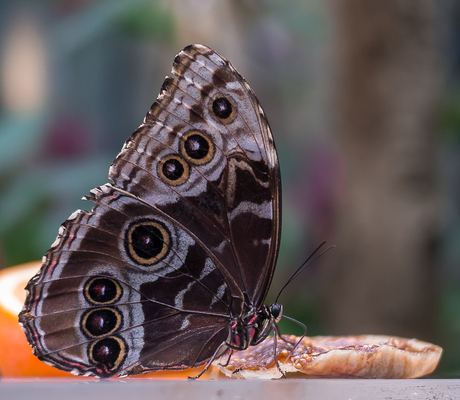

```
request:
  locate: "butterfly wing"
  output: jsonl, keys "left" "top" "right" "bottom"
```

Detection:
{"left": 21, "top": 185, "right": 231, "bottom": 377}
{"left": 19, "top": 44, "right": 281, "bottom": 377}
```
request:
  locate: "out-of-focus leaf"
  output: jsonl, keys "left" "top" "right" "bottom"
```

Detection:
{"left": 438, "top": 93, "right": 460, "bottom": 140}
{"left": 0, "top": 111, "right": 49, "bottom": 177}
{"left": 0, "top": 197, "right": 50, "bottom": 267}
{"left": 116, "top": 3, "right": 175, "bottom": 40}
{"left": 52, "top": 0, "right": 151, "bottom": 55}
{"left": 0, "top": 156, "right": 112, "bottom": 235}
{"left": 438, "top": 288, "right": 460, "bottom": 374}
{"left": 0, "top": 155, "right": 112, "bottom": 266}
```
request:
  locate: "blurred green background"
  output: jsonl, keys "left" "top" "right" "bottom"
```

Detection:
{"left": 0, "top": 0, "right": 459, "bottom": 377}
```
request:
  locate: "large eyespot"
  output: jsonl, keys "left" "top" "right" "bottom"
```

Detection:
{"left": 180, "top": 131, "right": 215, "bottom": 165}
{"left": 126, "top": 219, "right": 170, "bottom": 266}
{"left": 81, "top": 307, "right": 122, "bottom": 338}
{"left": 84, "top": 277, "right": 123, "bottom": 305}
{"left": 210, "top": 94, "right": 237, "bottom": 123}
{"left": 89, "top": 336, "right": 127, "bottom": 374}
{"left": 158, "top": 155, "right": 189, "bottom": 185}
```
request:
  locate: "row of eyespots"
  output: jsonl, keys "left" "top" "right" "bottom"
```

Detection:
{"left": 80, "top": 217, "right": 172, "bottom": 374}
{"left": 157, "top": 94, "right": 236, "bottom": 186}
{"left": 83, "top": 277, "right": 126, "bottom": 375}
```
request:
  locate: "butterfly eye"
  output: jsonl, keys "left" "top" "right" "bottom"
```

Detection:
{"left": 270, "top": 303, "right": 282, "bottom": 321}
{"left": 89, "top": 336, "right": 127, "bottom": 375}
{"left": 180, "top": 131, "right": 214, "bottom": 165}
{"left": 126, "top": 220, "right": 170, "bottom": 266}
{"left": 158, "top": 155, "right": 190, "bottom": 185}
{"left": 84, "top": 277, "right": 122, "bottom": 305}
{"left": 210, "top": 95, "right": 237, "bottom": 123}
{"left": 81, "top": 307, "right": 122, "bottom": 338}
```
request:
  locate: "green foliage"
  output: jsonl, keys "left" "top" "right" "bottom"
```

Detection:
{"left": 438, "top": 288, "right": 460, "bottom": 376}
{"left": 438, "top": 90, "right": 460, "bottom": 141}
{"left": 1, "top": 198, "right": 51, "bottom": 267}
{"left": 115, "top": 3, "right": 175, "bottom": 40}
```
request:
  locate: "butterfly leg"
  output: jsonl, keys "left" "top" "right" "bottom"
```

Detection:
{"left": 217, "top": 349, "right": 233, "bottom": 367}
{"left": 272, "top": 324, "right": 287, "bottom": 378}
{"left": 188, "top": 341, "right": 229, "bottom": 380}
{"left": 274, "top": 322, "right": 295, "bottom": 345}
{"left": 281, "top": 315, "right": 308, "bottom": 358}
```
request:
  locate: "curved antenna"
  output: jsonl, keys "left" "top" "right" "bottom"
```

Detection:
{"left": 275, "top": 242, "right": 335, "bottom": 304}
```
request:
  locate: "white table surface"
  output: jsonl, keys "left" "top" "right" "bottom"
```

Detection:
{"left": 1, "top": 379, "right": 459, "bottom": 400}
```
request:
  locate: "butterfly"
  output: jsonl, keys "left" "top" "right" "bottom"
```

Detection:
{"left": 19, "top": 44, "right": 285, "bottom": 378}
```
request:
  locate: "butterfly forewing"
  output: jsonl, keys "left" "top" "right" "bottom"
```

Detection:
{"left": 19, "top": 44, "right": 281, "bottom": 377}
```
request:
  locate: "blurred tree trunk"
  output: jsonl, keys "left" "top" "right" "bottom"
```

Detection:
{"left": 323, "top": 1, "right": 443, "bottom": 340}
{"left": 170, "top": 0, "right": 248, "bottom": 71}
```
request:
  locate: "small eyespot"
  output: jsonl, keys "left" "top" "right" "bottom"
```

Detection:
{"left": 180, "top": 131, "right": 214, "bottom": 165}
{"left": 81, "top": 307, "right": 122, "bottom": 338}
{"left": 210, "top": 95, "right": 237, "bottom": 123}
{"left": 212, "top": 97, "right": 232, "bottom": 118}
{"left": 84, "top": 277, "right": 123, "bottom": 305}
{"left": 158, "top": 155, "right": 189, "bottom": 186}
{"left": 126, "top": 219, "right": 170, "bottom": 266}
{"left": 89, "top": 336, "right": 127, "bottom": 374}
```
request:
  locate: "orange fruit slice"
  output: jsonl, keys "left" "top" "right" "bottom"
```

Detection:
{"left": 0, "top": 261, "right": 210, "bottom": 379}
{"left": 0, "top": 261, "right": 76, "bottom": 377}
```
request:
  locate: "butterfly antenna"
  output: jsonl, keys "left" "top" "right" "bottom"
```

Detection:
{"left": 274, "top": 242, "right": 335, "bottom": 304}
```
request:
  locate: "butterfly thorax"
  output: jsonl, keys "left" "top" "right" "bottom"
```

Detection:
{"left": 226, "top": 303, "right": 282, "bottom": 350}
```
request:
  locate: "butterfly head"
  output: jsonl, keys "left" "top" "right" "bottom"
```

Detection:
{"left": 269, "top": 303, "right": 283, "bottom": 323}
